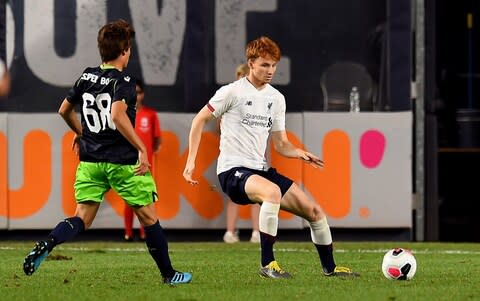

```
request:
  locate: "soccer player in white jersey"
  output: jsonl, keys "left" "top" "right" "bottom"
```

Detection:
{"left": 183, "top": 36, "right": 359, "bottom": 278}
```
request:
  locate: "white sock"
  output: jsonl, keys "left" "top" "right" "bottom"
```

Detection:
{"left": 309, "top": 218, "right": 333, "bottom": 245}
{"left": 259, "top": 202, "right": 280, "bottom": 236}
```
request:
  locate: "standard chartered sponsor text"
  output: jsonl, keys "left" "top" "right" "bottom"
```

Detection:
{"left": 242, "top": 113, "right": 270, "bottom": 127}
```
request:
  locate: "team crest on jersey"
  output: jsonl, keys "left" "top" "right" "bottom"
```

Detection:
{"left": 139, "top": 117, "right": 150, "bottom": 132}
{"left": 124, "top": 76, "right": 131, "bottom": 82}
{"left": 267, "top": 102, "right": 273, "bottom": 110}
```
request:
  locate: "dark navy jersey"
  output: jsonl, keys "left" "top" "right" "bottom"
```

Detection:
{"left": 66, "top": 64, "right": 138, "bottom": 164}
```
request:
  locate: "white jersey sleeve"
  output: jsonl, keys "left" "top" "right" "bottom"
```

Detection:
{"left": 207, "top": 83, "right": 236, "bottom": 118}
{"left": 271, "top": 93, "right": 286, "bottom": 132}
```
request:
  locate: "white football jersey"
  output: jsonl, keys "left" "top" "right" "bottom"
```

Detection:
{"left": 207, "top": 77, "right": 286, "bottom": 174}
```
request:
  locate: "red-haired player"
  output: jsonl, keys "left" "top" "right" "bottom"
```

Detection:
{"left": 183, "top": 36, "right": 358, "bottom": 279}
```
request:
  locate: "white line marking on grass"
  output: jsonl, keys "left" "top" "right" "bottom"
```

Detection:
{"left": 58, "top": 247, "right": 148, "bottom": 252}
{"left": 277, "top": 248, "right": 480, "bottom": 255}
{"left": 3, "top": 246, "right": 480, "bottom": 255}
{"left": 0, "top": 246, "right": 147, "bottom": 252}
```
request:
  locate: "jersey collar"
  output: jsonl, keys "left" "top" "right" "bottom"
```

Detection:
{"left": 244, "top": 76, "right": 269, "bottom": 92}
{"left": 100, "top": 63, "right": 116, "bottom": 70}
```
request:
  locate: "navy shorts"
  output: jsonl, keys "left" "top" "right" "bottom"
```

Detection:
{"left": 218, "top": 167, "right": 294, "bottom": 205}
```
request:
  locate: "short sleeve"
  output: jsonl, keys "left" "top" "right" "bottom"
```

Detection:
{"left": 270, "top": 94, "right": 286, "bottom": 132}
{"left": 207, "top": 83, "right": 235, "bottom": 118}
{"left": 65, "top": 76, "right": 84, "bottom": 105}
{"left": 113, "top": 75, "right": 135, "bottom": 104}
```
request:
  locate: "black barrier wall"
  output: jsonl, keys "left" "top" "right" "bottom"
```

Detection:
{"left": 0, "top": 0, "right": 411, "bottom": 113}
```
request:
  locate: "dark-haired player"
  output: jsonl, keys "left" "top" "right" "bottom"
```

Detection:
{"left": 23, "top": 19, "right": 191, "bottom": 285}
{"left": 183, "top": 36, "right": 358, "bottom": 278}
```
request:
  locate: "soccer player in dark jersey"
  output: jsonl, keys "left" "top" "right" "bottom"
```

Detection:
{"left": 22, "top": 19, "right": 191, "bottom": 285}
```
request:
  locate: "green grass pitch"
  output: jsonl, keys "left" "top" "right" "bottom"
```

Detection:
{"left": 1, "top": 241, "right": 479, "bottom": 301}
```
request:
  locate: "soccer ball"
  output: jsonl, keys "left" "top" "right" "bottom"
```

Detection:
{"left": 381, "top": 248, "right": 417, "bottom": 280}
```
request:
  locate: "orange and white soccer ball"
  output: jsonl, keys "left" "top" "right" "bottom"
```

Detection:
{"left": 381, "top": 248, "right": 417, "bottom": 280}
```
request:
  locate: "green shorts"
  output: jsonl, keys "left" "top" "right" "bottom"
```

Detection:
{"left": 74, "top": 161, "right": 157, "bottom": 207}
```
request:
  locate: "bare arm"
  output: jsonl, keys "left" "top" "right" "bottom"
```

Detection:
{"left": 58, "top": 99, "right": 82, "bottom": 135}
{"left": 271, "top": 130, "right": 324, "bottom": 168}
{"left": 183, "top": 105, "right": 216, "bottom": 184}
{"left": 111, "top": 100, "right": 149, "bottom": 175}
{"left": 58, "top": 98, "right": 83, "bottom": 154}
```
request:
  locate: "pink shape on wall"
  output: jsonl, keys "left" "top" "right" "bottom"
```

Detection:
{"left": 359, "top": 130, "right": 386, "bottom": 168}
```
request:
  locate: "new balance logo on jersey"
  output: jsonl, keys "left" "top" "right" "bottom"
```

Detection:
{"left": 245, "top": 100, "right": 252, "bottom": 106}
{"left": 234, "top": 171, "right": 243, "bottom": 178}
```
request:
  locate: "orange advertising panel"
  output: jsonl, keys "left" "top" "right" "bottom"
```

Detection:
{"left": 2, "top": 112, "right": 412, "bottom": 229}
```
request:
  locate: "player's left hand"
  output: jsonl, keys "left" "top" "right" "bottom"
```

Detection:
{"left": 299, "top": 150, "right": 324, "bottom": 168}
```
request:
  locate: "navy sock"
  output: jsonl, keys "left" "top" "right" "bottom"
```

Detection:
{"left": 260, "top": 232, "right": 276, "bottom": 266}
{"left": 144, "top": 221, "right": 174, "bottom": 278}
{"left": 314, "top": 243, "right": 336, "bottom": 273}
{"left": 47, "top": 216, "right": 85, "bottom": 252}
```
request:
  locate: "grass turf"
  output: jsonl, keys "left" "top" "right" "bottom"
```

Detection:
{"left": 1, "top": 241, "right": 479, "bottom": 301}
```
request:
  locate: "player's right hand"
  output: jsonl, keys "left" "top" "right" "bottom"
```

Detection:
{"left": 72, "top": 134, "right": 81, "bottom": 156}
{"left": 298, "top": 149, "right": 324, "bottom": 168}
{"left": 135, "top": 151, "right": 151, "bottom": 176}
{"left": 183, "top": 162, "right": 198, "bottom": 185}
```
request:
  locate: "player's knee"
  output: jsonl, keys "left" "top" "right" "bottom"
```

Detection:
{"left": 306, "top": 205, "right": 325, "bottom": 222}
{"left": 263, "top": 185, "right": 282, "bottom": 203}
{"left": 138, "top": 214, "right": 157, "bottom": 227}
{"left": 133, "top": 204, "right": 158, "bottom": 226}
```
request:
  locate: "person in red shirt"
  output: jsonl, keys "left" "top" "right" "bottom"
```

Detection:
{"left": 123, "top": 78, "right": 162, "bottom": 241}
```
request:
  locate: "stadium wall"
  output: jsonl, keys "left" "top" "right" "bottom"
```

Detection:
{"left": 0, "top": 1, "right": 414, "bottom": 232}
{"left": 0, "top": 112, "right": 412, "bottom": 230}
{"left": 0, "top": 0, "right": 400, "bottom": 113}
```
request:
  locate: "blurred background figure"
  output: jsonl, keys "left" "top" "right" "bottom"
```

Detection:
{"left": 234, "top": 63, "right": 249, "bottom": 81}
{"left": 123, "top": 78, "right": 162, "bottom": 241}
{"left": 0, "top": 59, "right": 11, "bottom": 97}
{"left": 222, "top": 63, "right": 260, "bottom": 244}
